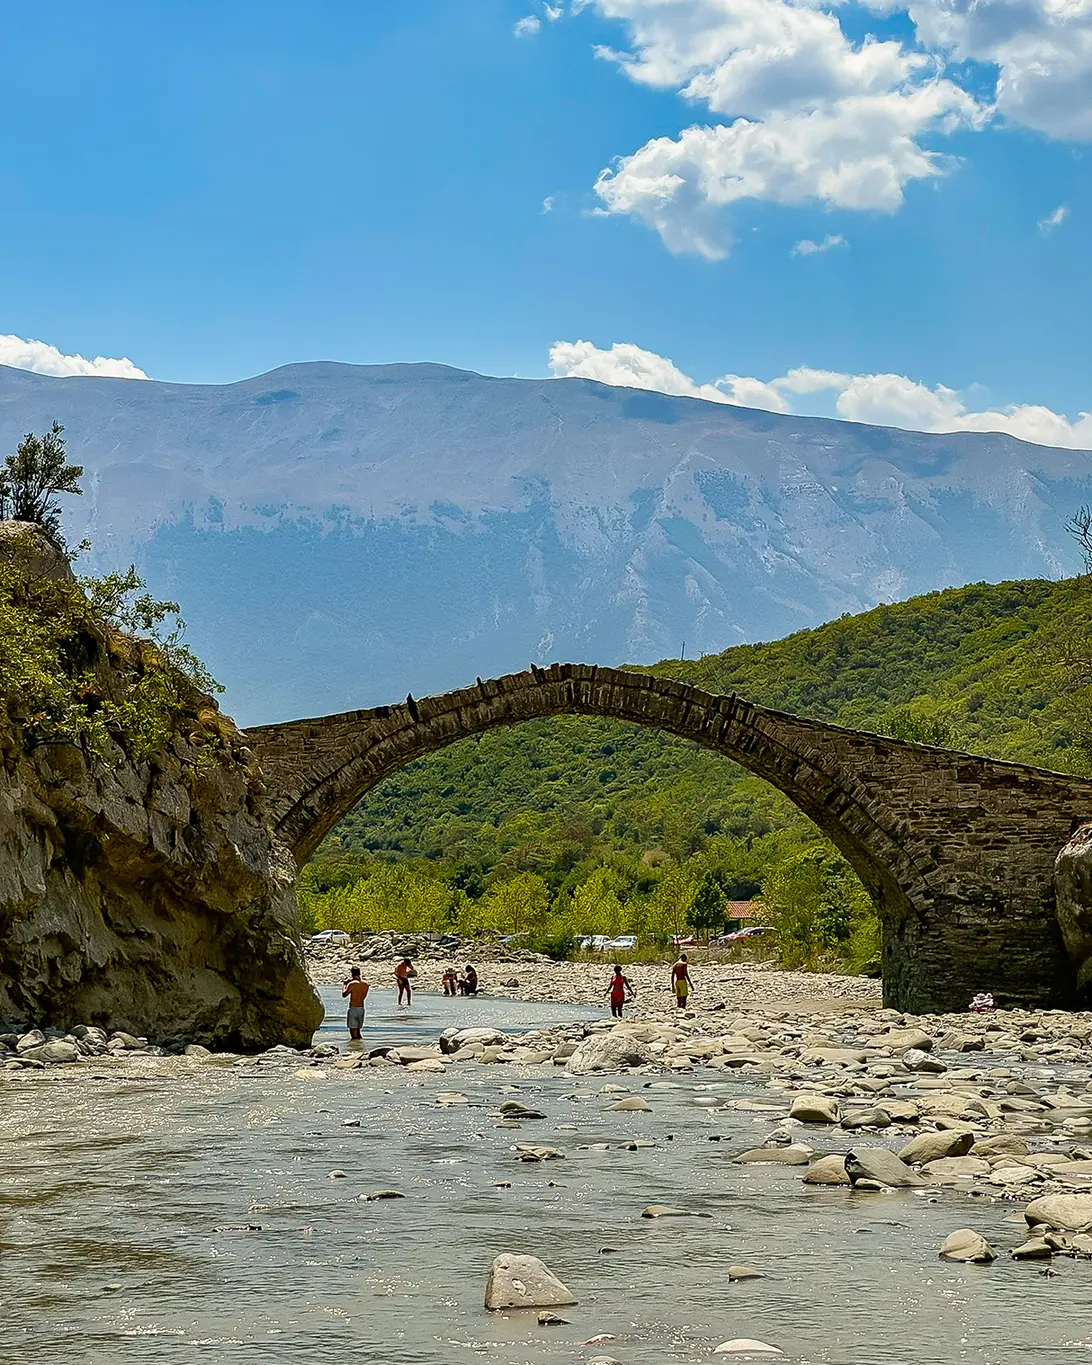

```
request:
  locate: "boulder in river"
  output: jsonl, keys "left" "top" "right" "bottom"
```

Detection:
{"left": 1024, "top": 1194, "right": 1092, "bottom": 1231}
{"left": 803, "top": 1154, "right": 852, "bottom": 1185}
{"left": 484, "top": 1253, "right": 576, "bottom": 1310}
{"left": 789, "top": 1093, "right": 840, "bottom": 1124}
{"left": 845, "top": 1147, "right": 925, "bottom": 1188}
{"left": 567, "top": 1032, "right": 654, "bottom": 1073}
{"left": 899, "top": 1130, "right": 974, "bottom": 1165}
{"left": 713, "top": 1341, "right": 784, "bottom": 1356}
{"left": 939, "top": 1229, "right": 996, "bottom": 1263}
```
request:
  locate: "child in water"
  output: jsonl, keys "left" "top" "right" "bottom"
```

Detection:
{"left": 606, "top": 964, "right": 635, "bottom": 1018}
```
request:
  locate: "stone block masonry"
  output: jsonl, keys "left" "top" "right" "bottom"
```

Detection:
{"left": 246, "top": 665, "right": 1092, "bottom": 1014}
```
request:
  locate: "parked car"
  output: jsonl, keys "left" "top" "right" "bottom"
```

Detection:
{"left": 670, "top": 934, "right": 697, "bottom": 947}
{"left": 588, "top": 935, "right": 613, "bottom": 951}
{"left": 309, "top": 929, "right": 350, "bottom": 944}
{"left": 606, "top": 934, "right": 637, "bottom": 950}
{"left": 720, "top": 925, "right": 773, "bottom": 943}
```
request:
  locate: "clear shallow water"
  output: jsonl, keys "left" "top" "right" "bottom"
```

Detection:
{"left": 315, "top": 986, "right": 599, "bottom": 1048}
{"left": 3, "top": 1001, "right": 1092, "bottom": 1365}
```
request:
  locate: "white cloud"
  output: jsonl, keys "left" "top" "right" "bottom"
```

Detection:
{"left": 893, "top": 0, "right": 1092, "bottom": 140}
{"left": 715, "top": 373, "right": 793, "bottom": 411}
{"left": 791, "top": 232, "right": 847, "bottom": 254}
{"left": 548, "top": 338, "right": 734, "bottom": 402}
{"left": 594, "top": 83, "right": 981, "bottom": 258}
{"left": 514, "top": 14, "right": 542, "bottom": 37}
{"left": 546, "top": 339, "right": 1092, "bottom": 448}
{"left": 581, "top": 1, "right": 986, "bottom": 255}
{"left": 545, "top": 3, "right": 564, "bottom": 17}
{"left": 588, "top": 0, "right": 922, "bottom": 118}
{"left": 0, "top": 334, "right": 149, "bottom": 380}
{"left": 1038, "top": 203, "right": 1069, "bottom": 233}
{"left": 542, "top": 195, "right": 555, "bottom": 213}
{"left": 579, "top": 0, "right": 1092, "bottom": 255}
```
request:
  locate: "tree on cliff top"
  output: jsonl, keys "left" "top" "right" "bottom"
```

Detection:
{"left": 0, "top": 422, "right": 83, "bottom": 543}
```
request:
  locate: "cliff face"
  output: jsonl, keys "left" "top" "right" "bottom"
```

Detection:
{"left": 0, "top": 524, "right": 323, "bottom": 1048}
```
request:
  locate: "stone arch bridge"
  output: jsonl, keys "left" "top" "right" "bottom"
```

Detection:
{"left": 245, "top": 664, "right": 1092, "bottom": 1015}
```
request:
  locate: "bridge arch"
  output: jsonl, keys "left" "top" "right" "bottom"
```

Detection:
{"left": 246, "top": 663, "right": 1092, "bottom": 1013}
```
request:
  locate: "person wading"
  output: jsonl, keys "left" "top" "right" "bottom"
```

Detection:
{"left": 342, "top": 967, "right": 370, "bottom": 1041}
{"left": 606, "top": 964, "right": 635, "bottom": 1018}
{"left": 395, "top": 957, "right": 417, "bottom": 1006}
{"left": 671, "top": 953, "right": 692, "bottom": 1010}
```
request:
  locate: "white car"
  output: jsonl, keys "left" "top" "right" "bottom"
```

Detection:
{"left": 606, "top": 934, "right": 637, "bottom": 950}
{"left": 309, "top": 929, "right": 350, "bottom": 944}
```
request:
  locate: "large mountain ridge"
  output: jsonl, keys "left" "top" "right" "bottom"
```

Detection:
{"left": 0, "top": 360, "right": 1085, "bottom": 724}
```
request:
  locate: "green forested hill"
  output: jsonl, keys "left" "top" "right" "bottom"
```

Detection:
{"left": 327, "top": 576, "right": 1088, "bottom": 869}
{"left": 304, "top": 576, "right": 1092, "bottom": 960}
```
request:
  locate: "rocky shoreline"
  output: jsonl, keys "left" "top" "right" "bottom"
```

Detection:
{"left": 8, "top": 957, "right": 1092, "bottom": 1270}
{"left": 304, "top": 950, "right": 882, "bottom": 1015}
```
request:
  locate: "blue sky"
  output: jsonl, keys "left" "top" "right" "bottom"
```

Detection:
{"left": 0, "top": 0, "right": 1089, "bottom": 444}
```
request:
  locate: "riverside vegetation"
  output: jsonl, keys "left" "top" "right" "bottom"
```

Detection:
{"left": 302, "top": 575, "right": 1092, "bottom": 970}
{"left": 0, "top": 429, "right": 322, "bottom": 1045}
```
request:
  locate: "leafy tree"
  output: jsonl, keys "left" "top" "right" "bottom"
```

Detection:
{"left": 0, "top": 423, "right": 83, "bottom": 543}
{"left": 0, "top": 532, "right": 223, "bottom": 763}
{"left": 687, "top": 871, "right": 725, "bottom": 939}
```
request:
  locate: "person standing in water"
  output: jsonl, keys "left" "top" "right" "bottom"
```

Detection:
{"left": 671, "top": 953, "right": 692, "bottom": 1010}
{"left": 395, "top": 957, "right": 417, "bottom": 1006}
{"left": 606, "top": 964, "right": 635, "bottom": 1018}
{"left": 342, "top": 967, "right": 369, "bottom": 1041}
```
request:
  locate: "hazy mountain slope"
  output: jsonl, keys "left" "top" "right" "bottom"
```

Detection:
{"left": 0, "top": 360, "right": 1085, "bottom": 723}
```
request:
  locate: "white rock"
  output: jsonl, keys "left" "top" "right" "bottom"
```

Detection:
{"left": 939, "top": 1228, "right": 996, "bottom": 1262}
{"left": 713, "top": 1340, "right": 784, "bottom": 1356}
{"left": 484, "top": 1254, "right": 576, "bottom": 1310}
{"left": 567, "top": 1033, "right": 654, "bottom": 1074}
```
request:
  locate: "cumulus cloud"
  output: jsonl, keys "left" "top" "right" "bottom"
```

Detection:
{"left": 595, "top": 83, "right": 980, "bottom": 258}
{"left": 542, "top": 195, "right": 555, "bottom": 213}
{"left": 514, "top": 14, "right": 542, "bottom": 37}
{"left": 891, "top": 0, "right": 1092, "bottom": 140}
{"left": 587, "top": 0, "right": 922, "bottom": 117}
{"left": 0, "top": 334, "right": 149, "bottom": 380}
{"left": 792, "top": 232, "right": 847, "bottom": 254}
{"left": 546, "top": 338, "right": 1092, "bottom": 448}
{"left": 581, "top": 0, "right": 987, "bottom": 254}
{"left": 1038, "top": 203, "right": 1069, "bottom": 233}
{"left": 545, "top": 3, "right": 563, "bottom": 17}
{"left": 548, "top": 339, "right": 733, "bottom": 402}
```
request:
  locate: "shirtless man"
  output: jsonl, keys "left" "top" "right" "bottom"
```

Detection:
{"left": 671, "top": 953, "right": 692, "bottom": 1010}
{"left": 342, "top": 967, "right": 369, "bottom": 1040}
{"left": 395, "top": 957, "right": 417, "bottom": 1006}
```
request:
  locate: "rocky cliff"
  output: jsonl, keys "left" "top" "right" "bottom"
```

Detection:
{"left": 0, "top": 523, "right": 323, "bottom": 1048}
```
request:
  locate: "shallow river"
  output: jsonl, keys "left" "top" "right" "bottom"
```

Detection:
{"left": 3, "top": 995, "right": 1092, "bottom": 1365}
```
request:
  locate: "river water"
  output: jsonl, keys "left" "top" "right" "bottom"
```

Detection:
{"left": 3, "top": 994, "right": 1092, "bottom": 1365}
